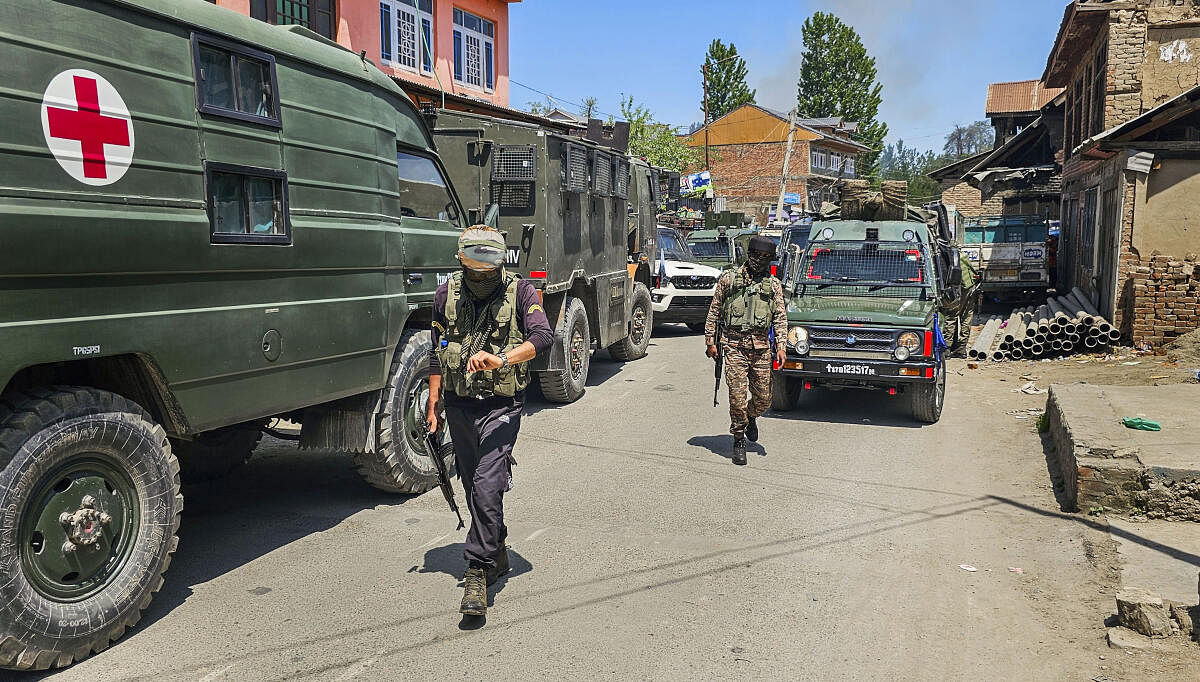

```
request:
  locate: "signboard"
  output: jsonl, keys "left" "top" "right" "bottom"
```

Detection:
{"left": 681, "top": 170, "right": 711, "bottom": 195}
{"left": 782, "top": 192, "right": 802, "bottom": 205}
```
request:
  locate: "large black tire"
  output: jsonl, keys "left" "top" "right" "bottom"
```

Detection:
{"left": 353, "top": 329, "right": 452, "bottom": 494}
{"left": 0, "top": 387, "right": 181, "bottom": 671}
{"left": 608, "top": 283, "right": 653, "bottom": 361}
{"left": 910, "top": 356, "right": 947, "bottom": 424}
{"left": 171, "top": 424, "right": 262, "bottom": 482}
{"left": 538, "top": 297, "right": 590, "bottom": 403}
{"left": 685, "top": 322, "right": 706, "bottom": 333}
{"left": 770, "top": 372, "right": 801, "bottom": 412}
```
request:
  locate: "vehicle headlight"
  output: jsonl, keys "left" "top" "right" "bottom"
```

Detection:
{"left": 896, "top": 331, "right": 921, "bottom": 352}
{"left": 788, "top": 326, "right": 809, "bottom": 354}
{"left": 893, "top": 345, "right": 910, "bottom": 361}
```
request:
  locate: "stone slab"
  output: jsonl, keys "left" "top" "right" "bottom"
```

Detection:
{"left": 1046, "top": 383, "right": 1200, "bottom": 515}
{"left": 1109, "top": 518, "right": 1200, "bottom": 605}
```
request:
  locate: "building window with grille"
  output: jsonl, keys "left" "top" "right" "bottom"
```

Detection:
{"left": 380, "top": 0, "right": 433, "bottom": 74}
{"left": 250, "top": 0, "right": 335, "bottom": 40}
{"left": 453, "top": 7, "right": 494, "bottom": 91}
{"left": 1091, "top": 42, "right": 1107, "bottom": 136}
{"left": 810, "top": 149, "right": 828, "bottom": 171}
{"left": 844, "top": 155, "right": 855, "bottom": 177}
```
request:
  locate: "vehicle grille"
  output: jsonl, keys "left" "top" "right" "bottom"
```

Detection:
{"left": 491, "top": 145, "right": 537, "bottom": 182}
{"left": 808, "top": 326, "right": 895, "bottom": 353}
{"left": 671, "top": 275, "right": 716, "bottom": 289}
{"left": 592, "top": 151, "right": 613, "bottom": 196}
{"left": 672, "top": 296, "right": 712, "bottom": 308}
{"left": 563, "top": 143, "right": 588, "bottom": 193}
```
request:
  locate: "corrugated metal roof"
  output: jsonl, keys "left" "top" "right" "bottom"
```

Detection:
{"left": 985, "top": 80, "right": 1063, "bottom": 116}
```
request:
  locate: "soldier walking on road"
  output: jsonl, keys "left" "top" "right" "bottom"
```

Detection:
{"left": 427, "top": 226, "right": 554, "bottom": 617}
{"left": 704, "top": 236, "right": 787, "bottom": 465}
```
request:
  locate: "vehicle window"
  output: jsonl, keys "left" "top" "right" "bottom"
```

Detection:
{"left": 657, "top": 230, "right": 695, "bottom": 262}
{"left": 207, "top": 164, "right": 289, "bottom": 245}
{"left": 1027, "top": 223, "right": 1049, "bottom": 242}
{"left": 193, "top": 35, "right": 279, "bottom": 126}
{"left": 397, "top": 150, "right": 461, "bottom": 226}
{"left": 804, "top": 244, "right": 924, "bottom": 284}
{"left": 983, "top": 227, "right": 1001, "bottom": 243}
{"left": 689, "top": 240, "right": 730, "bottom": 258}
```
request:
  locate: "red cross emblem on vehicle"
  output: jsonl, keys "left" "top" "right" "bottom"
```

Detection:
{"left": 40, "top": 69, "right": 135, "bottom": 186}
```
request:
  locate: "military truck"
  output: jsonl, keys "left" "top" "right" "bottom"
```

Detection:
{"left": 427, "top": 110, "right": 657, "bottom": 402}
{"left": 685, "top": 227, "right": 745, "bottom": 271}
{"left": 0, "top": 0, "right": 468, "bottom": 670}
{"left": 770, "top": 183, "right": 977, "bottom": 423}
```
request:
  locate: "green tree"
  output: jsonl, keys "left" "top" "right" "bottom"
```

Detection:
{"left": 526, "top": 96, "right": 554, "bottom": 116}
{"left": 620, "top": 95, "right": 700, "bottom": 171}
{"left": 700, "top": 39, "right": 756, "bottom": 122}
{"left": 796, "top": 12, "right": 888, "bottom": 181}
{"left": 580, "top": 96, "right": 599, "bottom": 120}
{"left": 942, "top": 121, "right": 994, "bottom": 159}
{"left": 878, "top": 139, "right": 942, "bottom": 201}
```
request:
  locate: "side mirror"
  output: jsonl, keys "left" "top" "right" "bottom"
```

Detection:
{"left": 483, "top": 203, "right": 500, "bottom": 229}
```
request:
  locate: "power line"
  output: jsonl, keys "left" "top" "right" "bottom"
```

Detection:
{"left": 509, "top": 79, "right": 616, "bottom": 119}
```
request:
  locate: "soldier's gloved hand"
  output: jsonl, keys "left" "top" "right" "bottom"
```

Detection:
{"left": 706, "top": 344, "right": 719, "bottom": 360}
{"left": 466, "top": 351, "right": 503, "bottom": 372}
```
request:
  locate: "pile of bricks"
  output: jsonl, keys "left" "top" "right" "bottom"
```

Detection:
{"left": 1130, "top": 252, "right": 1200, "bottom": 351}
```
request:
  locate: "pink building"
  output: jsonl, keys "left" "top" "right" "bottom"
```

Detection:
{"left": 208, "top": 0, "right": 517, "bottom": 108}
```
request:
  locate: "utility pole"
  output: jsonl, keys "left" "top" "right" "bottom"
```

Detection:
{"left": 702, "top": 64, "right": 710, "bottom": 171}
{"left": 774, "top": 108, "right": 798, "bottom": 226}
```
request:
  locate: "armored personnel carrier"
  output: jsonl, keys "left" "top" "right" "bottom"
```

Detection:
{"left": 0, "top": 0, "right": 467, "bottom": 669}
{"left": 429, "top": 110, "right": 661, "bottom": 402}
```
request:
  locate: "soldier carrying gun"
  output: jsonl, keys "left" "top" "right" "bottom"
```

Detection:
{"left": 427, "top": 226, "right": 554, "bottom": 618}
{"left": 704, "top": 236, "right": 787, "bottom": 465}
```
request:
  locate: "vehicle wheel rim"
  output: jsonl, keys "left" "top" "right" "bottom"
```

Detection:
{"left": 936, "top": 360, "right": 946, "bottom": 409}
{"left": 404, "top": 369, "right": 443, "bottom": 459}
{"left": 570, "top": 325, "right": 587, "bottom": 380}
{"left": 629, "top": 305, "right": 647, "bottom": 345}
{"left": 19, "top": 455, "right": 139, "bottom": 602}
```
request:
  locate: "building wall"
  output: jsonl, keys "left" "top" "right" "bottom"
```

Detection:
{"left": 1134, "top": 158, "right": 1200, "bottom": 255}
{"left": 211, "top": 0, "right": 512, "bottom": 107}
{"left": 698, "top": 140, "right": 812, "bottom": 213}
{"left": 684, "top": 107, "right": 821, "bottom": 147}
{"left": 939, "top": 179, "right": 1001, "bottom": 218}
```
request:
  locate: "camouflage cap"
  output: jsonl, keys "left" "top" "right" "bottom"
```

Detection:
{"left": 457, "top": 226, "right": 506, "bottom": 272}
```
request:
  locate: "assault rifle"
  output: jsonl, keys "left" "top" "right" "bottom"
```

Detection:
{"left": 425, "top": 432, "right": 465, "bottom": 530}
{"left": 713, "top": 321, "right": 723, "bottom": 407}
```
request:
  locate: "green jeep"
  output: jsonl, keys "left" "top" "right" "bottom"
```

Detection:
{"left": 0, "top": 0, "right": 464, "bottom": 669}
{"left": 771, "top": 216, "right": 976, "bottom": 424}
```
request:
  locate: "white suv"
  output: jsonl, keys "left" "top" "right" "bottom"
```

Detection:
{"left": 652, "top": 226, "right": 723, "bottom": 332}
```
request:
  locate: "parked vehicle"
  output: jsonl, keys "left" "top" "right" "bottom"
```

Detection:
{"left": 960, "top": 215, "right": 1051, "bottom": 296}
{"left": 772, "top": 193, "right": 976, "bottom": 423}
{"left": 685, "top": 227, "right": 746, "bottom": 271}
{"left": 0, "top": 0, "right": 466, "bottom": 669}
{"left": 428, "top": 109, "right": 659, "bottom": 402}
{"left": 652, "top": 227, "right": 723, "bottom": 332}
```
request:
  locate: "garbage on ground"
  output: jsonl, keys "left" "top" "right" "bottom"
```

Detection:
{"left": 1122, "top": 417, "right": 1162, "bottom": 432}
{"left": 1008, "top": 567, "right": 1024, "bottom": 575}
{"left": 1016, "top": 381, "right": 1048, "bottom": 395}
{"left": 958, "top": 564, "right": 978, "bottom": 572}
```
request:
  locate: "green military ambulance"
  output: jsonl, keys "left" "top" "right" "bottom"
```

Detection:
{"left": 771, "top": 194, "right": 977, "bottom": 424}
{"left": 0, "top": 0, "right": 465, "bottom": 669}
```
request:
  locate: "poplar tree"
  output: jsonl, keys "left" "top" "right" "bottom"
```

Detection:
{"left": 796, "top": 12, "right": 888, "bottom": 181}
{"left": 701, "top": 39, "right": 756, "bottom": 122}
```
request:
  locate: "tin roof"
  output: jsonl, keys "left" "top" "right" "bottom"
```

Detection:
{"left": 985, "top": 80, "right": 1063, "bottom": 116}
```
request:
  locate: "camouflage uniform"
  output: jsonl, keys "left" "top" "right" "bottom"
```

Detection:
{"left": 704, "top": 265, "right": 788, "bottom": 436}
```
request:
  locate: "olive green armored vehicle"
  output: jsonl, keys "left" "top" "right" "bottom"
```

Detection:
{"left": 771, "top": 184, "right": 977, "bottom": 423}
{"left": 0, "top": 0, "right": 466, "bottom": 669}
{"left": 428, "top": 109, "right": 660, "bottom": 402}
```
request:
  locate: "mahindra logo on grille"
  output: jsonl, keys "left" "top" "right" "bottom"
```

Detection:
{"left": 690, "top": 276, "right": 699, "bottom": 281}
{"left": 845, "top": 334, "right": 857, "bottom": 346}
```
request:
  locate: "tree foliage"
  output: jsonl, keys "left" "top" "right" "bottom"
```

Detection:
{"left": 580, "top": 96, "right": 599, "bottom": 120}
{"left": 943, "top": 121, "right": 994, "bottom": 159}
{"left": 701, "top": 39, "right": 756, "bottom": 122}
{"left": 526, "top": 97, "right": 554, "bottom": 116}
{"left": 620, "top": 95, "right": 701, "bottom": 172}
{"left": 878, "top": 140, "right": 942, "bottom": 201}
{"left": 796, "top": 12, "right": 888, "bottom": 180}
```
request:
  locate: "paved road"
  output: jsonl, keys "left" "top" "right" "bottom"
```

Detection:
{"left": 49, "top": 328, "right": 1130, "bottom": 681}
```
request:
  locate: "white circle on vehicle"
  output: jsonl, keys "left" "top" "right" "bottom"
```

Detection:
{"left": 40, "top": 69, "right": 135, "bottom": 186}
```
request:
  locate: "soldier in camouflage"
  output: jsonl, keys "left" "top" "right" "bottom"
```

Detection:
{"left": 704, "top": 236, "right": 788, "bottom": 465}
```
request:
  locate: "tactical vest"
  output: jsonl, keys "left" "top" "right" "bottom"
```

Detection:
{"left": 436, "top": 272, "right": 530, "bottom": 398}
{"left": 720, "top": 268, "right": 777, "bottom": 333}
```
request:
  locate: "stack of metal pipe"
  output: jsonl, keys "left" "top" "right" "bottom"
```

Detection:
{"left": 971, "top": 288, "right": 1121, "bottom": 361}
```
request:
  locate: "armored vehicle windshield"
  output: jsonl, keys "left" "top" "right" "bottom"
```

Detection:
{"left": 794, "top": 240, "right": 934, "bottom": 298}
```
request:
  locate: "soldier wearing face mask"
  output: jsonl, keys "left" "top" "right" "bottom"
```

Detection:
{"left": 427, "top": 226, "right": 553, "bottom": 617}
{"left": 704, "top": 236, "right": 788, "bottom": 465}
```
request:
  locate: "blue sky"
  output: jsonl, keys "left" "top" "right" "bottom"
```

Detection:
{"left": 509, "top": 0, "right": 1067, "bottom": 152}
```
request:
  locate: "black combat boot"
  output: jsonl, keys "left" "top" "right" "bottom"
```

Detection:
{"left": 732, "top": 436, "right": 747, "bottom": 466}
{"left": 746, "top": 417, "right": 759, "bottom": 442}
{"left": 486, "top": 546, "right": 510, "bottom": 586}
{"left": 460, "top": 565, "right": 487, "bottom": 616}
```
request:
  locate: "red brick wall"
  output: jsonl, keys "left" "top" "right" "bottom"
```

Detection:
{"left": 703, "top": 141, "right": 811, "bottom": 210}
{"left": 940, "top": 179, "right": 1002, "bottom": 217}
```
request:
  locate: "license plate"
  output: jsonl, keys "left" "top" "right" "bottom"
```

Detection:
{"left": 991, "top": 269, "right": 1018, "bottom": 279}
{"left": 807, "top": 361, "right": 879, "bottom": 376}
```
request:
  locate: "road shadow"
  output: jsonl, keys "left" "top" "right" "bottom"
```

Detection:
{"left": 649, "top": 323, "right": 704, "bottom": 340}
{"left": 126, "top": 437, "right": 410, "bottom": 636}
{"left": 687, "top": 434, "right": 767, "bottom": 461}
{"left": 765, "top": 388, "right": 923, "bottom": 428}
{"left": 416, "top": 543, "right": 533, "bottom": 606}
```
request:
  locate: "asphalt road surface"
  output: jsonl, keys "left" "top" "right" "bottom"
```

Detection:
{"left": 46, "top": 327, "right": 1135, "bottom": 681}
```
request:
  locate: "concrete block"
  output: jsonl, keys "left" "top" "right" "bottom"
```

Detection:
{"left": 1106, "top": 626, "right": 1159, "bottom": 650}
{"left": 1116, "top": 587, "right": 1173, "bottom": 637}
